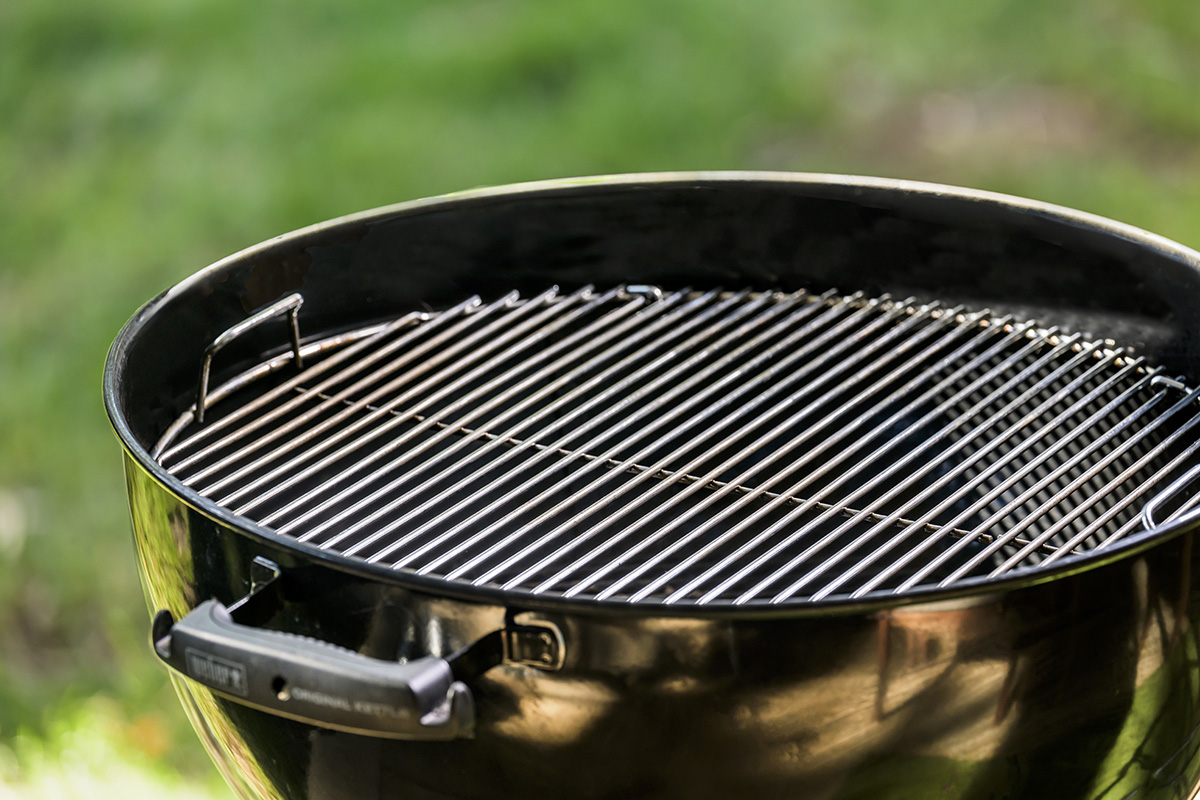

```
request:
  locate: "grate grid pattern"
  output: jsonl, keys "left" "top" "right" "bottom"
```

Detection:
{"left": 155, "top": 286, "right": 1200, "bottom": 605}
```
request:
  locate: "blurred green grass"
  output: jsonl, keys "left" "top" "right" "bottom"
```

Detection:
{"left": 1, "top": 0, "right": 1197, "bottom": 795}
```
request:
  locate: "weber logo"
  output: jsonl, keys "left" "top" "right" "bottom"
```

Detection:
{"left": 186, "top": 649, "right": 249, "bottom": 697}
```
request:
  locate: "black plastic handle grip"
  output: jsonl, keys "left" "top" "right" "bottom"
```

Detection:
{"left": 152, "top": 600, "right": 475, "bottom": 740}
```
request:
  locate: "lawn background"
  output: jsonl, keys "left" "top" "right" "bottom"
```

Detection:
{"left": 2, "top": 0, "right": 1198, "bottom": 796}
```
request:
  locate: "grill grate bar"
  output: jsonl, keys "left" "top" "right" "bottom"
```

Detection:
{"left": 364, "top": 290, "right": 856, "bottom": 569}
{"left": 724, "top": 336, "right": 1106, "bottom": 605}
{"left": 152, "top": 319, "right": 404, "bottom": 462}
{"left": 458, "top": 299, "right": 952, "bottom": 588}
{"left": 641, "top": 325, "right": 1073, "bottom": 605}
{"left": 176, "top": 287, "right": 567, "bottom": 492}
{"left": 561, "top": 316, "right": 1025, "bottom": 601}
{"left": 608, "top": 320, "right": 1037, "bottom": 603}
{"left": 307, "top": 406, "right": 1015, "bottom": 548}
{"left": 501, "top": 305, "right": 986, "bottom": 596}
{"left": 263, "top": 284, "right": 698, "bottom": 534}
{"left": 996, "top": 387, "right": 1200, "bottom": 569}
{"left": 152, "top": 287, "right": 1200, "bottom": 606}
{"left": 157, "top": 299, "right": 469, "bottom": 468}
{"left": 284, "top": 287, "right": 791, "bottom": 549}
{"left": 836, "top": 361, "right": 1159, "bottom": 598}
{"left": 808, "top": 356, "right": 1154, "bottom": 600}
{"left": 891, "top": 379, "right": 1167, "bottom": 591}
{"left": 203, "top": 285, "right": 613, "bottom": 509}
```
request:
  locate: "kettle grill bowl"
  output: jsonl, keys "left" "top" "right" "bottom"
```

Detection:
{"left": 107, "top": 173, "right": 1200, "bottom": 799}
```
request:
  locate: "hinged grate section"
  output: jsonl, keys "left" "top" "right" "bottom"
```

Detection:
{"left": 155, "top": 286, "right": 1200, "bottom": 606}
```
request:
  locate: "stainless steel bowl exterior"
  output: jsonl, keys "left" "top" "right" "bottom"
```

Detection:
{"left": 124, "top": 454, "right": 1200, "bottom": 799}
{"left": 108, "top": 173, "right": 1200, "bottom": 799}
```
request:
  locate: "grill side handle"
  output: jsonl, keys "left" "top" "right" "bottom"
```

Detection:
{"left": 151, "top": 600, "right": 476, "bottom": 740}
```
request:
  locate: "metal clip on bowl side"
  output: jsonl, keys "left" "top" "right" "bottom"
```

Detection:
{"left": 195, "top": 293, "right": 305, "bottom": 424}
{"left": 1142, "top": 464, "right": 1200, "bottom": 532}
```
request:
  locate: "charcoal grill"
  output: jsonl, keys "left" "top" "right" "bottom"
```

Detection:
{"left": 106, "top": 173, "right": 1200, "bottom": 799}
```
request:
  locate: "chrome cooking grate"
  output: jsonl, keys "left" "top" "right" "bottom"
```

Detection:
{"left": 154, "top": 286, "right": 1200, "bottom": 605}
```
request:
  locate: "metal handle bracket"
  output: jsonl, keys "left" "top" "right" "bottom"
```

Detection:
{"left": 503, "top": 617, "right": 565, "bottom": 670}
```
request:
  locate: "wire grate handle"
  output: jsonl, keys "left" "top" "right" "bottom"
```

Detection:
{"left": 196, "top": 294, "right": 304, "bottom": 423}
